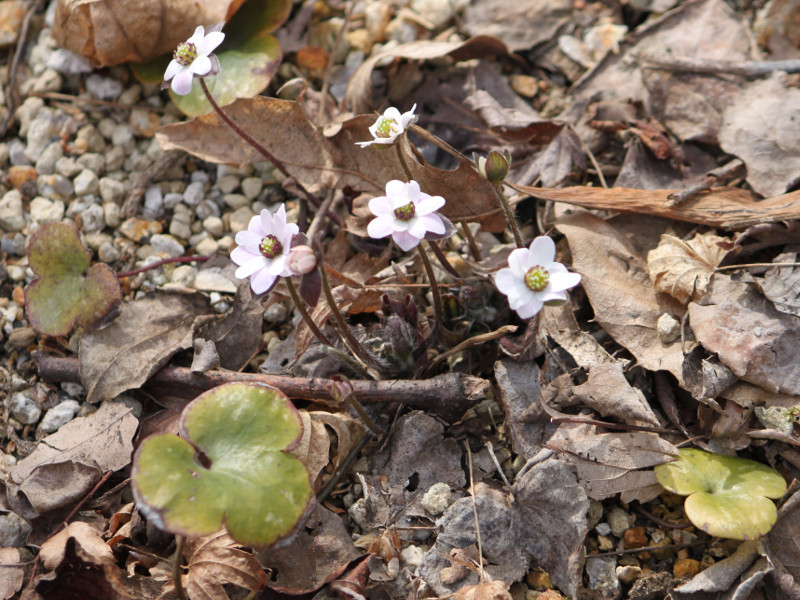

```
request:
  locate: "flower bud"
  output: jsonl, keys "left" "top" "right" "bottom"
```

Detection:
{"left": 475, "top": 150, "right": 511, "bottom": 183}
{"left": 287, "top": 245, "right": 317, "bottom": 275}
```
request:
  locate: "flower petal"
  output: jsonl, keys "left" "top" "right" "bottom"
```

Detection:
{"left": 367, "top": 216, "right": 394, "bottom": 239}
{"left": 414, "top": 194, "right": 445, "bottom": 215}
{"left": 393, "top": 230, "right": 421, "bottom": 252}
{"left": 406, "top": 180, "right": 421, "bottom": 203}
{"left": 383, "top": 107, "right": 402, "bottom": 123}
{"left": 279, "top": 223, "right": 299, "bottom": 248}
{"left": 494, "top": 268, "right": 517, "bottom": 296}
{"left": 171, "top": 69, "right": 194, "bottom": 95}
{"left": 368, "top": 196, "right": 393, "bottom": 216}
{"left": 385, "top": 180, "right": 407, "bottom": 198}
{"left": 235, "top": 255, "right": 268, "bottom": 279}
{"left": 231, "top": 245, "right": 259, "bottom": 266}
{"left": 164, "top": 60, "right": 182, "bottom": 82}
{"left": 515, "top": 298, "right": 544, "bottom": 319}
{"left": 189, "top": 55, "right": 212, "bottom": 76}
{"left": 548, "top": 271, "right": 582, "bottom": 293}
{"left": 528, "top": 236, "right": 556, "bottom": 264}
{"left": 249, "top": 268, "right": 277, "bottom": 295}
{"left": 199, "top": 31, "right": 225, "bottom": 55}
{"left": 419, "top": 213, "right": 445, "bottom": 235}
{"left": 507, "top": 248, "right": 531, "bottom": 277}
{"left": 187, "top": 25, "right": 205, "bottom": 46}
{"left": 273, "top": 204, "right": 287, "bottom": 231}
{"left": 259, "top": 210, "right": 275, "bottom": 237}
{"left": 235, "top": 229, "right": 262, "bottom": 249}
{"left": 539, "top": 289, "right": 568, "bottom": 304}
{"left": 356, "top": 140, "right": 376, "bottom": 148}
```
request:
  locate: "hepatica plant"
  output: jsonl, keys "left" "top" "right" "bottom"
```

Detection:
{"left": 132, "top": 382, "right": 312, "bottom": 547}
{"left": 654, "top": 448, "right": 787, "bottom": 540}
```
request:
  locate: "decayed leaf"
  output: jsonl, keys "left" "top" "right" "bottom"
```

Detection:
{"left": 453, "top": 579, "right": 513, "bottom": 600}
{"left": 159, "top": 531, "right": 266, "bottom": 600}
{"left": 688, "top": 275, "right": 800, "bottom": 395}
{"left": 40, "top": 522, "right": 114, "bottom": 571}
{"left": 344, "top": 36, "right": 510, "bottom": 113}
{"left": 571, "top": 363, "right": 660, "bottom": 427}
{"left": 758, "top": 251, "right": 800, "bottom": 318}
{"left": 540, "top": 303, "right": 616, "bottom": 370}
{"left": 0, "top": 548, "right": 23, "bottom": 600}
{"left": 672, "top": 539, "right": 761, "bottom": 595}
{"left": 9, "top": 401, "right": 137, "bottom": 514}
{"left": 25, "top": 222, "right": 121, "bottom": 337}
{"left": 80, "top": 291, "right": 213, "bottom": 403}
{"left": 463, "top": 0, "right": 572, "bottom": 52}
{"left": 293, "top": 411, "right": 330, "bottom": 486}
{"left": 52, "top": 0, "right": 245, "bottom": 66}
{"left": 555, "top": 213, "right": 687, "bottom": 386}
{"left": 156, "top": 97, "right": 508, "bottom": 232}
{"left": 647, "top": 233, "right": 730, "bottom": 303}
{"left": 766, "top": 488, "right": 800, "bottom": 591}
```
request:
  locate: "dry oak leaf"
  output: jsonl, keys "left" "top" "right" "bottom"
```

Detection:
{"left": 0, "top": 548, "right": 23, "bottom": 600}
{"left": 159, "top": 531, "right": 266, "bottom": 600}
{"left": 40, "top": 522, "right": 114, "bottom": 571}
{"left": 454, "top": 580, "right": 513, "bottom": 600}
{"left": 53, "top": 0, "right": 246, "bottom": 66}
{"left": 647, "top": 232, "right": 730, "bottom": 303}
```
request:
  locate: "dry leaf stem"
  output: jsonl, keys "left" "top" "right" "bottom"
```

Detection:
{"left": 417, "top": 243, "right": 444, "bottom": 340}
{"left": 173, "top": 535, "right": 187, "bottom": 600}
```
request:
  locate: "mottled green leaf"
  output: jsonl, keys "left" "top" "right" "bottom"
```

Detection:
{"left": 25, "top": 222, "right": 121, "bottom": 337}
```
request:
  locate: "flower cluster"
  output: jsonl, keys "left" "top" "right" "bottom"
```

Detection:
{"left": 356, "top": 105, "right": 418, "bottom": 147}
{"left": 367, "top": 180, "right": 447, "bottom": 252}
{"left": 163, "top": 24, "right": 225, "bottom": 96}
{"left": 494, "top": 236, "right": 581, "bottom": 318}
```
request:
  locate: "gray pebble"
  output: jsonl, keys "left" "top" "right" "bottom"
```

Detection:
{"left": 55, "top": 156, "right": 81, "bottom": 178}
{"left": 421, "top": 483, "right": 451, "bottom": 515}
{"left": 111, "top": 394, "right": 143, "bottom": 418}
{"left": 0, "top": 512, "right": 32, "bottom": 548}
{"left": 163, "top": 192, "right": 183, "bottom": 210}
{"left": 8, "top": 139, "right": 29, "bottom": 166}
{"left": 76, "top": 153, "right": 105, "bottom": 175}
{"left": 15, "top": 98, "right": 45, "bottom": 136}
{"left": 183, "top": 181, "right": 205, "bottom": 206}
{"left": 111, "top": 124, "right": 135, "bottom": 151}
{"left": 264, "top": 303, "right": 288, "bottom": 323}
{"left": 46, "top": 48, "right": 93, "bottom": 74}
{"left": 228, "top": 206, "right": 255, "bottom": 233}
{"left": 29, "top": 197, "right": 65, "bottom": 223}
{"left": 73, "top": 169, "right": 99, "bottom": 196}
{"left": 24, "top": 111, "right": 60, "bottom": 162}
{"left": 105, "top": 146, "right": 125, "bottom": 171}
{"left": 241, "top": 177, "right": 263, "bottom": 200}
{"left": 98, "top": 241, "right": 121, "bottom": 263}
{"left": 84, "top": 232, "right": 112, "bottom": 251}
{"left": 86, "top": 74, "right": 124, "bottom": 101}
{"left": 195, "top": 237, "right": 218, "bottom": 255}
{"left": 80, "top": 203, "right": 105, "bottom": 232}
{"left": 103, "top": 203, "right": 121, "bottom": 228}
{"left": 39, "top": 400, "right": 81, "bottom": 433}
{"left": 143, "top": 185, "right": 164, "bottom": 220}
{"left": 169, "top": 205, "right": 193, "bottom": 240}
{"left": 75, "top": 124, "right": 106, "bottom": 154}
{"left": 217, "top": 174, "right": 240, "bottom": 194}
{"left": 8, "top": 391, "right": 41, "bottom": 424}
{"left": 347, "top": 498, "right": 369, "bottom": 530}
{"left": 30, "top": 69, "right": 62, "bottom": 94}
{"left": 1, "top": 232, "right": 26, "bottom": 256}
{"left": 191, "top": 170, "right": 210, "bottom": 183}
{"left": 35, "top": 141, "right": 63, "bottom": 175}
{"left": 223, "top": 193, "right": 249, "bottom": 210}
{"left": 195, "top": 199, "right": 220, "bottom": 220}
{"left": 0, "top": 190, "right": 26, "bottom": 232}
{"left": 586, "top": 556, "right": 620, "bottom": 596}
{"left": 99, "top": 177, "right": 126, "bottom": 204}
{"left": 150, "top": 233, "right": 185, "bottom": 257}
{"left": 97, "top": 117, "right": 117, "bottom": 140}
{"left": 607, "top": 507, "right": 633, "bottom": 538}
{"left": 171, "top": 265, "right": 196, "bottom": 286}
{"left": 203, "top": 216, "right": 224, "bottom": 237}
{"left": 37, "top": 174, "right": 73, "bottom": 201}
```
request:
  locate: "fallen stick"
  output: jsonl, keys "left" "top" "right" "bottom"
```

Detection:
{"left": 35, "top": 355, "right": 489, "bottom": 422}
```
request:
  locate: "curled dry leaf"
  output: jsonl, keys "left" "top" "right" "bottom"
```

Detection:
{"left": 453, "top": 579, "right": 513, "bottom": 600}
{"left": 40, "top": 521, "right": 114, "bottom": 571}
{"left": 53, "top": 0, "right": 246, "bottom": 66}
{"left": 0, "top": 549, "right": 23, "bottom": 600}
{"left": 647, "top": 232, "right": 730, "bottom": 303}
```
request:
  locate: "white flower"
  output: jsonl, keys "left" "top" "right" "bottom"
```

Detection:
{"left": 231, "top": 204, "right": 299, "bottom": 295}
{"left": 367, "top": 180, "right": 446, "bottom": 252}
{"left": 163, "top": 24, "right": 225, "bottom": 96}
{"left": 356, "top": 104, "right": 418, "bottom": 147}
{"left": 494, "top": 236, "right": 581, "bottom": 319}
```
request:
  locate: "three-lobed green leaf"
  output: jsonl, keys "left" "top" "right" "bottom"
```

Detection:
{"left": 25, "top": 222, "right": 121, "bottom": 337}
{"left": 655, "top": 448, "right": 787, "bottom": 540}
{"left": 132, "top": 382, "right": 312, "bottom": 548}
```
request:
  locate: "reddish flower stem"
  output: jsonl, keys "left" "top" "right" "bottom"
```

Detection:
{"left": 116, "top": 255, "right": 211, "bottom": 278}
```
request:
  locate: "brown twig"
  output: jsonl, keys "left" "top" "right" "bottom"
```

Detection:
{"left": 632, "top": 502, "right": 692, "bottom": 530}
{"left": 641, "top": 55, "right": 800, "bottom": 77}
{"left": 35, "top": 354, "right": 488, "bottom": 422}
{"left": 666, "top": 159, "right": 745, "bottom": 207}
{"left": 116, "top": 255, "right": 211, "bottom": 279}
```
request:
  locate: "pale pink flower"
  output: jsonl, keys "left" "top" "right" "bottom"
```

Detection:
{"left": 367, "top": 180, "right": 446, "bottom": 252}
{"left": 163, "top": 24, "right": 225, "bottom": 96}
{"left": 231, "top": 204, "right": 299, "bottom": 295}
{"left": 494, "top": 236, "right": 581, "bottom": 318}
{"left": 356, "top": 105, "right": 418, "bottom": 147}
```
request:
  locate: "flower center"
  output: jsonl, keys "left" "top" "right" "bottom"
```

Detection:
{"left": 174, "top": 42, "right": 198, "bottom": 66}
{"left": 393, "top": 202, "right": 416, "bottom": 221}
{"left": 375, "top": 116, "right": 399, "bottom": 138}
{"left": 525, "top": 266, "right": 550, "bottom": 292}
{"left": 259, "top": 234, "right": 282, "bottom": 259}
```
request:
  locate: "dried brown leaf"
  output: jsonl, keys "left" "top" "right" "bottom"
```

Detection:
{"left": 0, "top": 548, "right": 23, "bottom": 600}
{"left": 454, "top": 580, "right": 513, "bottom": 600}
{"left": 53, "top": 0, "right": 245, "bottom": 66}
{"left": 572, "top": 363, "right": 660, "bottom": 427}
{"left": 647, "top": 233, "right": 729, "bottom": 303}
{"left": 758, "top": 251, "right": 800, "bottom": 317}
{"left": 40, "top": 522, "right": 114, "bottom": 571}
{"left": 463, "top": 0, "right": 572, "bottom": 52}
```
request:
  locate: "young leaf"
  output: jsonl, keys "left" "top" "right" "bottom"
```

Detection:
{"left": 654, "top": 448, "right": 787, "bottom": 540}
{"left": 25, "top": 222, "right": 121, "bottom": 337}
{"left": 132, "top": 382, "right": 312, "bottom": 548}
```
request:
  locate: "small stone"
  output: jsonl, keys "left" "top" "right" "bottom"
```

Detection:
{"left": 227, "top": 206, "right": 255, "bottom": 234}
{"left": 623, "top": 527, "right": 648, "bottom": 550}
{"left": 400, "top": 545, "right": 424, "bottom": 569}
{"left": 8, "top": 138, "right": 29, "bottom": 165}
{"left": 347, "top": 498, "right": 368, "bottom": 530}
{"left": 129, "top": 108, "right": 160, "bottom": 137}
{"left": 264, "top": 303, "right": 288, "bottom": 323}
{"left": 163, "top": 192, "right": 183, "bottom": 210}
{"left": 657, "top": 313, "right": 681, "bottom": 344}
{"left": 755, "top": 406, "right": 795, "bottom": 435}
{"left": 595, "top": 522, "right": 611, "bottom": 536}
{"left": 86, "top": 74, "right": 124, "bottom": 101}
{"left": 30, "top": 69, "right": 62, "bottom": 94}
{"left": 150, "top": 233, "right": 185, "bottom": 257}
{"left": 7, "top": 164, "right": 37, "bottom": 190}
{"left": 7, "top": 327, "right": 35, "bottom": 349}
{"left": 39, "top": 400, "right": 81, "bottom": 433}
{"left": 193, "top": 270, "right": 237, "bottom": 293}
{"left": 241, "top": 177, "right": 263, "bottom": 200}
{"left": 8, "top": 391, "right": 41, "bottom": 424}
{"left": 171, "top": 265, "right": 196, "bottom": 286}
{"left": 597, "top": 535, "right": 614, "bottom": 551}
{"left": 119, "top": 217, "right": 162, "bottom": 242}
{"left": 509, "top": 74, "right": 540, "bottom": 98}
{"left": 203, "top": 215, "right": 224, "bottom": 237}
{"left": 37, "top": 174, "right": 73, "bottom": 202}
{"left": 223, "top": 193, "right": 249, "bottom": 210}
{"left": 29, "top": 196, "right": 65, "bottom": 223}
{"left": 217, "top": 174, "right": 241, "bottom": 194}
{"left": 97, "top": 118, "right": 117, "bottom": 140}
{"left": 143, "top": 185, "right": 164, "bottom": 220}
{"left": 1, "top": 232, "right": 26, "bottom": 255}
{"left": 24, "top": 110, "right": 60, "bottom": 162}
{"left": 0, "top": 1, "right": 26, "bottom": 48}
{"left": 183, "top": 181, "right": 205, "bottom": 206}
{"left": 55, "top": 156, "right": 81, "bottom": 178}
{"left": 78, "top": 203, "right": 105, "bottom": 233}
{"left": 585, "top": 556, "right": 620, "bottom": 597}
{"left": 74, "top": 124, "right": 106, "bottom": 154}
{"left": 169, "top": 205, "right": 193, "bottom": 240}
{"left": 616, "top": 565, "right": 642, "bottom": 585}
{"left": 77, "top": 152, "right": 106, "bottom": 175}
{"left": 35, "top": 141, "right": 63, "bottom": 175}
{"left": 420, "top": 483, "right": 451, "bottom": 515}
{"left": 98, "top": 241, "right": 120, "bottom": 263}
{"left": 673, "top": 558, "right": 701, "bottom": 579}
{"left": 105, "top": 146, "right": 125, "bottom": 171}
{"left": 46, "top": 48, "right": 94, "bottom": 74}
{"left": 73, "top": 169, "right": 99, "bottom": 196}
{"left": 119, "top": 85, "right": 142, "bottom": 105}
{"left": 607, "top": 507, "right": 632, "bottom": 538}
{"left": 0, "top": 512, "right": 32, "bottom": 548}
{"left": 111, "top": 124, "right": 135, "bottom": 151}
{"left": 0, "top": 190, "right": 26, "bottom": 231}
{"left": 111, "top": 395, "right": 143, "bottom": 418}
{"left": 99, "top": 177, "right": 126, "bottom": 204}
{"left": 103, "top": 203, "right": 121, "bottom": 228}
{"left": 195, "top": 237, "right": 219, "bottom": 255}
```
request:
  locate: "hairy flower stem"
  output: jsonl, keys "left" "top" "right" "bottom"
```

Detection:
{"left": 198, "top": 79, "right": 332, "bottom": 220}
{"left": 417, "top": 242, "right": 444, "bottom": 339}
{"left": 492, "top": 183, "right": 524, "bottom": 248}
{"left": 116, "top": 255, "right": 210, "bottom": 279}
{"left": 461, "top": 222, "right": 482, "bottom": 261}
{"left": 285, "top": 278, "right": 333, "bottom": 347}
{"left": 318, "top": 260, "right": 381, "bottom": 371}
{"left": 173, "top": 535, "right": 187, "bottom": 600}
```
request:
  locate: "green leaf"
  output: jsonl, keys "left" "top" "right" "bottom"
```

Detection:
{"left": 25, "top": 222, "right": 121, "bottom": 337}
{"left": 132, "top": 382, "right": 312, "bottom": 548}
{"left": 132, "top": 0, "right": 290, "bottom": 117}
{"left": 655, "top": 448, "right": 787, "bottom": 540}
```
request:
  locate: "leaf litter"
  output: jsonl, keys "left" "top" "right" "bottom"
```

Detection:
{"left": 7, "top": 0, "right": 800, "bottom": 598}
